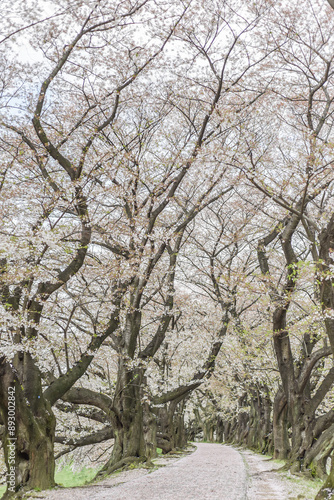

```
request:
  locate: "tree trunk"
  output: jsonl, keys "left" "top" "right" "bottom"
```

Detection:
{"left": 143, "top": 401, "right": 157, "bottom": 462}
{"left": 95, "top": 360, "right": 149, "bottom": 479}
{"left": 158, "top": 404, "right": 179, "bottom": 453}
{"left": 216, "top": 416, "right": 224, "bottom": 443}
{"left": 289, "top": 391, "right": 305, "bottom": 472}
{"left": 156, "top": 400, "right": 188, "bottom": 453}
{"left": 316, "top": 456, "right": 334, "bottom": 499}
{"left": 203, "top": 421, "right": 214, "bottom": 442}
{"left": 173, "top": 401, "right": 187, "bottom": 449}
{"left": 260, "top": 392, "right": 272, "bottom": 454}
{"left": 0, "top": 353, "right": 55, "bottom": 496}
{"left": 111, "top": 364, "right": 146, "bottom": 464}
{"left": 247, "top": 390, "right": 259, "bottom": 450}
{"left": 236, "top": 411, "right": 249, "bottom": 445}
{"left": 273, "top": 392, "right": 290, "bottom": 460}
{"left": 225, "top": 417, "right": 237, "bottom": 443}
{"left": 246, "top": 388, "right": 272, "bottom": 453}
{"left": 305, "top": 424, "right": 334, "bottom": 481}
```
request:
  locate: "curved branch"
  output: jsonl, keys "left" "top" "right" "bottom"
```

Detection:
{"left": 44, "top": 314, "right": 119, "bottom": 406}
{"left": 60, "top": 387, "right": 113, "bottom": 416}
{"left": 297, "top": 346, "right": 332, "bottom": 393}
{"left": 55, "top": 426, "right": 114, "bottom": 447}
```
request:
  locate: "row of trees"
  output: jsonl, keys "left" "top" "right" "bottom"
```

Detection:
{"left": 0, "top": 0, "right": 334, "bottom": 498}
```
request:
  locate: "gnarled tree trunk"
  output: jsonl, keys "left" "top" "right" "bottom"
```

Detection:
{"left": 273, "top": 391, "right": 290, "bottom": 460}
{"left": 109, "top": 364, "right": 146, "bottom": 466}
{"left": 0, "top": 354, "right": 55, "bottom": 497}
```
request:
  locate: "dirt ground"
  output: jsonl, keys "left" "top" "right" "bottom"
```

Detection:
{"left": 34, "top": 443, "right": 319, "bottom": 500}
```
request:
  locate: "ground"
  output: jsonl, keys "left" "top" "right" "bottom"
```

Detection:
{"left": 12, "top": 443, "right": 324, "bottom": 499}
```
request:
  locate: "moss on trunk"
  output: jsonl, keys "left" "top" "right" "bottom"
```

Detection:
{"left": 0, "top": 353, "right": 56, "bottom": 496}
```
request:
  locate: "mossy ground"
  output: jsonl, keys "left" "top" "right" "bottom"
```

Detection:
{"left": 54, "top": 464, "right": 99, "bottom": 487}
{"left": 0, "top": 466, "right": 100, "bottom": 499}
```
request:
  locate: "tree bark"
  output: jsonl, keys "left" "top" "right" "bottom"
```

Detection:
{"left": 0, "top": 354, "right": 55, "bottom": 496}
{"left": 273, "top": 391, "right": 290, "bottom": 460}
{"left": 95, "top": 361, "right": 150, "bottom": 477}
{"left": 315, "top": 213, "right": 334, "bottom": 498}
{"left": 316, "top": 455, "right": 334, "bottom": 500}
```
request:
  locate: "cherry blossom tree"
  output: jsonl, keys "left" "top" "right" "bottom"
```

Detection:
{"left": 0, "top": 0, "right": 188, "bottom": 493}
{"left": 2, "top": 0, "right": 334, "bottom": 497}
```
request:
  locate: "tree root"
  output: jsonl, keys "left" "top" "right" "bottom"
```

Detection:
{"left": 93, "top": 455, "right": 147, "bottom": 481}
{"left": 315, "top": 486, "right": 334, "bottom": 500}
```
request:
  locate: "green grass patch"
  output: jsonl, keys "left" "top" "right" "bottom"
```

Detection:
{"left": 0, "top": 467, "right": 99, "bottom": 498}
{"left": 272, "top": 458, "right": 286, "bottom": 466}
{"left": 55, "top": 464, "right": 98, "bottom": 487}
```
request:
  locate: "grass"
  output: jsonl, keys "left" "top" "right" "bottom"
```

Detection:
{"left": 0, "top": 485, "right": 5, "bottom": 498}
{"left": 55, "top": 464, "right": 99, "bottom": 487}
{"left": 0, "top": 465, "right": 98, "bottom": 498}
{"left": 0, "top": 466, "right": 99, "bottom": 499}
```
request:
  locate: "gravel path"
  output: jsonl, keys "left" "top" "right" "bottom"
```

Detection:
{"left": 39, "top": 443, "right": 315, "bottom": 500}
{"left": 92, "top": 443, "right": 247, "bottom": 500}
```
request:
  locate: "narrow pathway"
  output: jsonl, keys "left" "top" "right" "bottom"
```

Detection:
{"left": 91, "top": 443, "right": 247, "bottom": 500}
{"left": 41, "top": 443, "right": 315, "bottom": 500}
